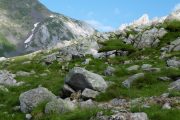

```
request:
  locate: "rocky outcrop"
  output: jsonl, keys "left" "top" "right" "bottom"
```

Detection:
{"left": 19, "top": 87, "right": 56, "bottom": 113}
{"left": 65, "top": 67, "right": 107, "bottom": 92}
{"left": 134, "top": 28, "right": 167, "bottom": 48}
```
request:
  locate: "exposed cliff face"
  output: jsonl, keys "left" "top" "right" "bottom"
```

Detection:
{"left": 0, "top": 0, "right": 95, "bottom": 57}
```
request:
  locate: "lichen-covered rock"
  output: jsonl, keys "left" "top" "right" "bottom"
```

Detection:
{"left": 65, "top": 67, "right": 107, "bottom": 92}
{"left": 19, "top": 87, "right": 56, "bottom": 113}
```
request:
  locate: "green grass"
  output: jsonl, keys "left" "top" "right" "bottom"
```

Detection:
{"left": 98, "top": 38, "right": 137, "bottom": 53}
{"left": 131, "top": 105, "right": 180, "bottom": 120}
{"left": 158, "top": 20, "right": 180, "bottom": 48}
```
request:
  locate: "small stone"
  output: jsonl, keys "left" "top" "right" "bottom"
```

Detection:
{"left": 158, "top": 77, "right": 171, "bottom": 81}
{"left": 82, "top": 88, "right": 99, "bottom": 99}
{"left": 161, "top": 93, "right": 170, "bottom": 98}
{"left": 104, "top": 66, "right": 115, "bottom": 76}
{"left": 141, "top": 64, "right": 152, "bottom": 70}
{"left": 162, "top": 103, "right": 171, "bottom": 109}
{"left": 127, "top": 65, "right": 140, "bottom": 71}
{"left": 26, "top": 114, "right": 32, "bottom": 120}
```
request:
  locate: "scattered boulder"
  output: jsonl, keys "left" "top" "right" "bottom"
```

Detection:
{"left": 167, "top": 58, "right": 180, "bottom": 68}
{"left": 127, "top": 65, "right": 140, "bottom": 71}
{"left": 19, "top": 87, "right": 56, "bottom": 113}
{"left": 169, "top": 79, "right": 180, "bottom": 91}
{"left": 45, "top": 98, "right": 76, "bottom": 114}
{"left": 65, "top": 67, "right": 108, "bottom": 92}
{"left": 0, "top": 70, "right": 23, "bottom": 86}
{"left": 82, "top": 88, "right": 99, "bottom": 99}
{"left": 122, "top": 73, "right": 144, "bottom": 88}
{"left": 104, "top": 66, "right": 115, "bottom": 76}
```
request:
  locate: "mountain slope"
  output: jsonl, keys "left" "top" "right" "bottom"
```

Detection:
{"left": 0, "top": 0, "right": 95, "bottom": 57}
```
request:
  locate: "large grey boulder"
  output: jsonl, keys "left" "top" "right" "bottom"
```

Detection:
{"left": 122, "top": 73, "right": 144, "bottom": 88}
{"left": 19, "top": 87, "right": 56, "bottom": 113}
{"left": 45, "top": 98, "right": 76, "bottom": 114}
{"left": 65, "top": 67, "right": 108, "bottom": 92}
{"left": 169, "top": 79, "right": 180, "bottom": 91}
{"left": 0, "top": 70, "right": 23, "bottom": 86}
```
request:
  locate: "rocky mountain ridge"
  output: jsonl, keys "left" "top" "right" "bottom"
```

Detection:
{"left": 0, "top": 0, "right": 95, "bottom": 57}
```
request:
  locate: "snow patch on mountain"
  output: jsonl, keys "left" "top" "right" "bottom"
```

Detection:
{"left": 24, "top": 22, "right": 40, "bottom": 47}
